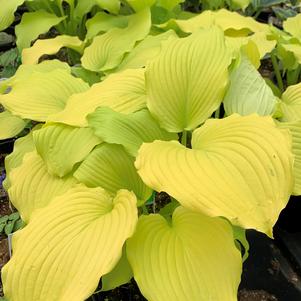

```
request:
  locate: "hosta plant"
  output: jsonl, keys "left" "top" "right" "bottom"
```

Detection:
{"left": 1, "top": 9, "right": 301, "bottom": 301}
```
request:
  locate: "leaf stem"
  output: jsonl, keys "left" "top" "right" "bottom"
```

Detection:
{"left": 271, "top": 52, "right": 284, "bottom": 93}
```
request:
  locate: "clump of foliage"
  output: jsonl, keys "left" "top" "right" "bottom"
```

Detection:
{"left": 1, "top": 1, "right": 301, "bottom": 301}
{"left": 0, "top": 212, "right": 22, "bottom": 236}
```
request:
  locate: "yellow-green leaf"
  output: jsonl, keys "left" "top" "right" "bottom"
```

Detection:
{"left": 283, "top": 14, "right": 301, "bottom": 39}
{"left": 86, "top": 12, "right": 129, "bottom": 40}
{"left": 223, "top": 57, "right": 277, "bottom": 116}
{"left": 146, "top": 27, "right": 231, "bottom": 132}
{"left": 0, "top": 60, "right": 71, "bottom": 94}
{"left": 2, "top": 126, "right": 40, "bottom": 191}
{"left": 74, "top": 0, "right": 120, "bottom": 17}
{"left": 135, "top": 114, "right": 293, "bottom": 236}
{"left": 0, "top": 0, "right": 24, "bottom": 31}
{"left": 281, "top": 43, "right": 301, "bottom": 65}
{"left": 114, "top": 30, "right": 177, "bottom": 73}
{"left": 2, "top": 186, "right": 137, "bottom": 301}
{"left": 74, "top": 144, "right": 152, "bottom": 204}
{"left": 81, "top": 9, "right": 151, "bottom": 72}
{"left": 277, "top": 120, "right": 301, "bottom": 195}
{"left": 158, "top": 9, "right": 268, "bottom": 35}
{"left": 88, "top": 108, "right": 177, "bottom": 157}
{"left": 279, "top": 82, "right": 301, "bottom": 122}
{"left": 33, "top": 123, "right": 102, "bottom": 177}
{"left": 50, "top": 69, "right": 147, "bottom": 127}
{"left": 101, "top": 245, "right": 133, "bottom": 291}
{"left": 8, "top": 152, "right": 77, "bottom": 223}
{"left": 15, "top": 10, "right": 65, "bottom": 50}
{"left": 157, "top": 0, "right": 184, "bottom": 10}
{"left": 22, "top": 35, "right": 84, "bottom": 65}
{"left": 127, "top": 206, "right": 242, "bottom": 301}
{"left": 126, "top": 0, "right": 156, "bottom": 11}
{"left": 0, "top": 111, "right": 27, "bottom": 140}
{"left": 0, "top": 69, "right": 89, "bottom": 121}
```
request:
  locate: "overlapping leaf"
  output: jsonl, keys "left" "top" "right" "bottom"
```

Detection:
{"left": 81, "top": 9, "right": 151, "bottom": 72}
{"left": 2, "top": 125, "right": 41, "bottom": 191}
{"left": 283, "top": 14, "right": 301, "bottom": 39}
{"left": 0, "top": 0, "right": 24, "bottom": 31}
{"left": 159, "top": 9, "right": 268, "bottom": 34}
{"left": 114, "top": 30, "right": 177, "bottom": 72}
{"left": 15, "top": 10, "right": 65, "bottom": 50}
{"left": 88, "top": 108, "right": 177, "bottom": 156}
{"left": 33, "top": 123, "right": 101, "bottom": 177}
{"left": 86, "top": 12, "right": 129, "bottom": 40}
{"left": 146, "top": 27, "right": 231, "bottom": 132}
{"left": 74, "top": 0, "right": 120, "bottom": 17}
{"left": 22, "top": 35, "right": 84, "bottom": 65}
{"left": 127, "top": 206, "right": 242, "bottom": 301}
{"left": 277, "top": 120, "right": 301, "bottom": 195}
{"left": 279, "top": 82, "right": 301, "bottom": 122}
{"left": 0, "top": 111, "right": 27, "bottom": 140}
{"left": 50, "top": 69, "right": 147, "bottom": 127}
{"left": 2, "top": 186, "right": 137, "bottom": 301}
{"left": 223, "top": 57, "right": 277, "bottom": 116}
{"left": 0, "top": 69, "right": 89, "bottom": 121}
{"left": 74, "top": 143, "right": 152, "bottom": 204}
{"left": 136, "top": 114, "right": 293, "bottom": 236}
{"left": 8, "top": 152, "right": 77, "bottom": 223}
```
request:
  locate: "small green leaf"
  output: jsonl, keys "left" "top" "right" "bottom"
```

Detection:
{"left": 0, "top": 215, "right": 9, "bottom": 224}
{"left": 13, "top": 218, "right": 24, "bottom": 232}
{"left": 8, "top": 212, "right": 20, "bottom": 221}
{"left": 4, "top": 221, "right": 15, "bottom": 235}
{"left": 0, "top": 223, "right": 5, "bottom": 233}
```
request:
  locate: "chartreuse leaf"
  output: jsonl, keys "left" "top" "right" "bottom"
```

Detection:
{"left": 22, "top": 35, "right": 84, "bottom": 65}
{"left": 277, "top": 120, "right": 301, "bottom": 195}
{"left": 136, "top": 114, "right": 294, "bottom": 236}
{"left": 0, "top": 111, "right": 27, "bottom": 140}
{"left": 241, "top": 40, "right": 260, "bottom": 69}
{"left": 250, "top": 32, "right": 276, "bottom": 58}
{"left": 114, "top": 30, "right": 177, "bottom": 72}
{"left": 101, "top": 245, "right": 133, "bottom": 291}
{"left": 88, "top": 108, "right": 177, "bottom": 157}
{"left": 146, "top": 27, "right": 231, "bottom": 132}
{"left": 81, "top": 9, "right": 151, "bottom": 72}
{"left": 2, "top": 186, "right": 138, "bottom": 301}
{"left": 127, "top": 207, "right": 242, "bottom": 301}
{"left": 0, "top": 69, "right": 89, "bottom": 121}
{"left": 0, "top": 59, "right": 71, "bottom": 93}
{"left": 283, "top": 14, "right": 301, "bottom": 39}
{"left": 74, "top": 0, "right": 120, "bottom": 17}
{"left": 86, "top": 12, "right": 129, "bottom": 40}
{"left": 159, "top": 9, "right": 268, "bottom": 34}
{"left": 0, "top": 0, "right": 24, "bottom": 31}
{"left": 15, "top": 10, "right": 66, "bottom": 50}
{"left": 74, "top": 144, "right": 152, "bottom": 204}
{"left": 50, "top": 69, "right": 147, "bottom": 127}
{"left": 230, "top": 0, "right": 250, "bottom": 9}
{"left": 281, "top": 43, "right": 301, "bottom": 65}
{"left": 223, "top": 57, "right": 277, "bottom": 116}
{"left": 232, "top": 225, "right": 249, "bottom": 262}
{"left": 3, "top": 126, "right": 40, "bottom": 191}
{"left": 279, "top": 82, "right": 301, "bottom": 122}
{"left": 126, "top": 0, "right": 156, "bottom": 11}
{"left": 33, "top": 123, "right": 101, "bottom": 177}
{"left": 157, "top": 0, "right": 185, "bottom": 10}
{"left": 8, "top": 152, "right": 77, "bottom": 223}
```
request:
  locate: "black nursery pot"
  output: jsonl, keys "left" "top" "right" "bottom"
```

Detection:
{"left": 239, "top": 196, "right": 301, "bottom": 301}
